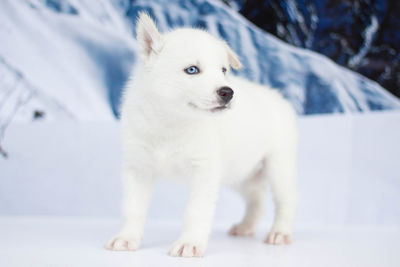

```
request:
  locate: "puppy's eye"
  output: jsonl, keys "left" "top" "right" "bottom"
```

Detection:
{"left": 184, "top": 66, "right": 200, "bottom": 75}
{"left": 222, "top": 67, "right": 227, "bottom": 74}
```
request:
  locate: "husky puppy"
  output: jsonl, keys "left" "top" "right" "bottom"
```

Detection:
{"left": 105, "top": 12, "right": 298, "bottom": 257}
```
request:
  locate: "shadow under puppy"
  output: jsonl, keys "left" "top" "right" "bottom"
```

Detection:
{"left": 105, "top": 12, "right": 298, "bottom": 258}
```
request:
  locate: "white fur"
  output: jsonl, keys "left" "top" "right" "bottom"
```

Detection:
{"left": 105, "top": 12, "right": 298, "bottom": 257}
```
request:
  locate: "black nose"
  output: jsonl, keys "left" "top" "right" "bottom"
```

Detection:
{"left": 217, "top": 86, "right": 234, "bottom": 104}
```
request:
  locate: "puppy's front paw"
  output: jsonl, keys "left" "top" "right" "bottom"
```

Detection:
{"left": 105, "top": 235, "right": 140, "bottom": 251}
{"left": 228, "top": 223, "right": 254, "bottom": 237}
{"left": 169, "top": 240, "right": 205, "bottom": 257}
{"left": 264, "top": 230, "right": 291, "bottom": 245}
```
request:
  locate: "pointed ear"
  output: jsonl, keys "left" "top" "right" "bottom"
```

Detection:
{"left": 136, "top": 12, "right": 162, "bottom": 61}
{"left": 225, "top": 44, "right": 242, "bottom": 70}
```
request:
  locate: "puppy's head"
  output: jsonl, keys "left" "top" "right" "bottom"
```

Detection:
{"left": 135, "top": 12, "right": 242, "bottom": 114}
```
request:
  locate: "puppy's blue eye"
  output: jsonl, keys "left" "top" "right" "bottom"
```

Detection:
{"left": 185, "top": 66, "right": 200, "bottom": 75}
{"left": 222, "top": 67, "right": 227, "bottom": 74}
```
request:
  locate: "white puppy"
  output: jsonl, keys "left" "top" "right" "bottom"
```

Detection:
{"left": 105, "top": 12, "right": 298, "bottom": 257}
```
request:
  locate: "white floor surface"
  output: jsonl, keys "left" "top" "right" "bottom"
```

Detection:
{"left": 1, "top": 216, "right": 399, "bottom": 267}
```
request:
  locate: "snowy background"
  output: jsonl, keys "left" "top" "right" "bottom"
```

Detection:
{"left": 239, "top": 0, "right": 400, "bottom": 99}
{"left": 1, "top": 0, "right": 399, "bottom": 134}
{"left": 0, "top": 0, "right": 399, "bottom": 222}
{"left": 0, "top": 0, "right": 399, "bottom": 265}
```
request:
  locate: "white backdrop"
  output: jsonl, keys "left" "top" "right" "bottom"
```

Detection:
{"left": 1, "top": 112, "right": 399, "bottom": 227}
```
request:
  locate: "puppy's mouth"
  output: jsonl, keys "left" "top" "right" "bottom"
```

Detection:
{"left": 189, "top": 102, "right": 230, "bottom": 112}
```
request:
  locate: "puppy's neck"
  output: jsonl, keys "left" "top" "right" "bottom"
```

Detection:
{"left": 130, "top": 94, "right": 210, "bottom": 135}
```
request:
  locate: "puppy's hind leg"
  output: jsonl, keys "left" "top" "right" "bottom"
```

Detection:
{"left": 229, "top": 160, "right": 268, "bottom": 237}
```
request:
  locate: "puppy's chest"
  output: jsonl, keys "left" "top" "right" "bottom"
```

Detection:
{"left": 150, "top": 139, "right": 197, "bottom": 179}
{"left": 137, "top": 122, "right": 217, "bottom": 179}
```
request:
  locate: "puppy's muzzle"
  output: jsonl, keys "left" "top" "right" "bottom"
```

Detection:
{"left": 217, "top": 86, "right": 234, "bottom": 104}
